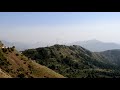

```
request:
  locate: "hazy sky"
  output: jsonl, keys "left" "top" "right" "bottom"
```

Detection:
{"left": 0, "top": 12, "right": 120, "bottom": 44}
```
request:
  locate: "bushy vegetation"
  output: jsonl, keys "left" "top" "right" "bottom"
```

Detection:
{"left": 16, "top": 53, "right": 19, "bottom": 56}
{"left": 0, "top": 49, "right": 13, "bottom": 76}
{"left": 22, "top": 45, "right": 120, "bottom": 78}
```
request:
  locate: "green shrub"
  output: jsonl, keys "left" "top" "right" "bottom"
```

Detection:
{"left": 28, "top": 65, "right": 32, "bottom": 69}
{"left": 12, "top": 46, "right": 15, "bottom": 49}
{"left": 16, "top": 53, "right": 19, "bottom": 56}
{"left": 2, "top": 48, "right": 7, "bottom": 53}
{"left": 17, "top": 67, "right": 24, "bottom": 72}
{"left": 60, "top": 55, "right": 63, "bottom": 58}
{"left": 17, "top": 74, "right": 25, "bottom": 78}
{"left": 11, "top": 48, "right": 14, "bottom": 51}
{"left": 48, "top": 65, "right": 56, "bottom": 69}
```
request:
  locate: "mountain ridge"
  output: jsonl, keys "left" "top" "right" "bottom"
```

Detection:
{"left": 3, "top": 39, "right": 120, "bottom": 52}
{"left": 68, "top": 39, "right": 120, "bottom": 52}
{"left": 22, "top": 44, "right": 120, "bottom": 78}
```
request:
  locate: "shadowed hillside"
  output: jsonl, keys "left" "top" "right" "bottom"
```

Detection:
{"left": 100, "top": 49, "right": 120, "bottom": 66}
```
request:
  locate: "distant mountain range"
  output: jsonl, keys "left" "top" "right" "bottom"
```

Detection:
{"left": 1, "top": 40, "right": 30, "bottom": 51}
{"left": 1, "top": 40, "right": 54, "bottom": 51}
{"left": 68, "top": 39, "right": 120, "bottom": 52}
{"left": 2, "top": 39, "right": 120, "bottom": 52}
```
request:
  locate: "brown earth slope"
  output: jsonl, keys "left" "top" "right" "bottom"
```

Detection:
{"left": 0, "top": 68, "right": 11, "bottom": 78}
{"left": 0, "top": 43, "right": 64, "bottom": 78}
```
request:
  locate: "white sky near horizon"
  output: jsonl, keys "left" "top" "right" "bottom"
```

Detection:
{"left": 0, "top": 12, "right": 120, "bottom": 44}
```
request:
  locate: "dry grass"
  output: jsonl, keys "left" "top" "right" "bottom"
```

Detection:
{"left": 0, "top": 68, "right": 12, "bottom": 78}
{"left": 0, "top": 49, "right": 64, "bottom": 78}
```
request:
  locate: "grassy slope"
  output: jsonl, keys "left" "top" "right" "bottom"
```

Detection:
{"left": 0, "top": 47, "right": 64, "bottom": 78}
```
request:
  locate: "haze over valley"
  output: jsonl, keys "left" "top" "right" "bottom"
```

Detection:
{"left": 2, "top": 39, "right": 120, "bottom": 52}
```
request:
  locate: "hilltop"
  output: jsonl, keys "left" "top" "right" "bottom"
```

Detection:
{"left": 0, "top": 42, "right": 64, "bottom": 78}
{"left": 22, "top": 44, "right": 120, "bottom": 78}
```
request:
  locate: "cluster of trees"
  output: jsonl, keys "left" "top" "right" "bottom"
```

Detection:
{"left": 2, "top": 46, "right": 15, "bottom": 53}
{"left": 0, "top": 50, "right": 11, "bottom": 68}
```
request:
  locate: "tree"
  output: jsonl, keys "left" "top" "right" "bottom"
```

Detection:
{"left": 11, "top": 48, "right": 14, "bottom": 51}
{"left": 2, "top": 48, "right": 7, "bottom": 53}
{"left": 12, "top": 46, "right": 15, "bottom": 49}
{"left": 49, "top": 65, "right": 56, "bottom": 69}
{"left": 16, "top": 53, "right": 19, "bottom": 56}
